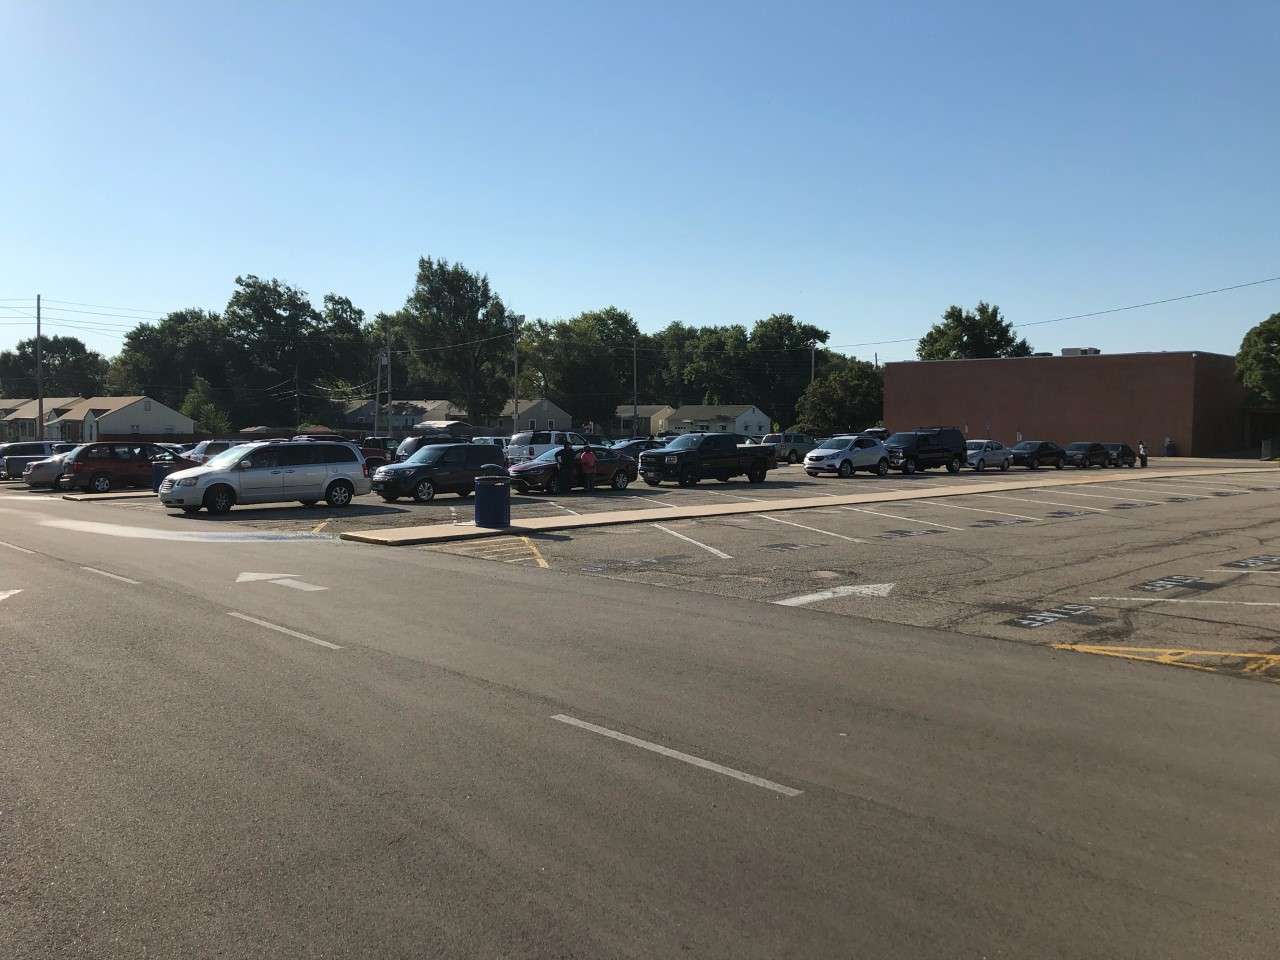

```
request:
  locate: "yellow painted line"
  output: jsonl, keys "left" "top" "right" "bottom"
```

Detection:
{"left": 522, "top": 536, "right": 550, "bottom": 569}
{"left": 311, "top": 519, "right": 331, "bottom": 534}
{"left": 1052, "top": 643, "right": 1280, "bottom": 681}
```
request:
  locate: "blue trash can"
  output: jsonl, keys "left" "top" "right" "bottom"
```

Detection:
{"left": 151, "top": 462, "right": 173, "bottom": 492}
{"left": 474, "top": 472, "right": 511, "bottom": 528}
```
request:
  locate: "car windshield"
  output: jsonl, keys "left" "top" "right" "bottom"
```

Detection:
{"left": 205, "top": 445, "right": 250, "bottom": 469}
{"left": 510, "top": 433, "right": 533, "bottom": 446}
{"left": 885, "top": 432, "right": 916, "bottom": 446}
{"left": 814, "top": 437, "right": 851, "bottom": 450}
{"left": 406, "top": 446, "right": 448, "bottom": 465}
{"left": 763, "top": 434, "right": 782, "bottom": 443}
{"left": 965, "top": 441, "right": 984, "bottom": 451}
{"left": 665, "top": 435, "right": 702, "bottom": 450}
{"left": 531, "top": 446, "right": 573, "bottom": 462}
{"left": 1066, "top": 442, "right": 1091, "bottom": 451}
{"left": 1012, "top": 441, "right": 1039, "bottom": 451}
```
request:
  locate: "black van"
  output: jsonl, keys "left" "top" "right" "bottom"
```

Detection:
{"left": 883, "top": 427, "right": 967, "bottom": 475}
{"left": 373, "top": 443, "right": 504, "bottom": 502}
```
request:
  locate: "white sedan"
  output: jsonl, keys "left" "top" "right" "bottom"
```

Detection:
{"left": 966, "top": 440, "right": 1011, "bottom": 471}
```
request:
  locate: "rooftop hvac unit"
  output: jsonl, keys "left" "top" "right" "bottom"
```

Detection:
{"left": 1061, "top": 347, "right": 1101, "bottom": 357}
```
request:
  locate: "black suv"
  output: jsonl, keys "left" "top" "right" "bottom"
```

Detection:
{"left": 1064, "top": 442, "right": 1109, "bottom": 469}
{"left": 372, "top": 442, "right": 504, "bottom": 502}
{"left": 1009, "top": 440, "right": 1066, "bottom": 470}
{"left": 1102, "top": 443, "right": 1137, "bottom": 468}
{"left": 883, "top": 427, "right": 966, "bottom": 474}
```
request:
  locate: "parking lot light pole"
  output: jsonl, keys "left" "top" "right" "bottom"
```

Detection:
{"left": 35, "top": 294, "right": 44, "bottom": 440}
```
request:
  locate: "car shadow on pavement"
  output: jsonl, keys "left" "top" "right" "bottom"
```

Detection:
{"left": 171, "top": 503, "right": 410, "bottom": 522}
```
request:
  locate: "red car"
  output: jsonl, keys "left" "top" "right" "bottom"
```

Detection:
{"left": 60, "top": 442, "right": 198, "bottom": 493}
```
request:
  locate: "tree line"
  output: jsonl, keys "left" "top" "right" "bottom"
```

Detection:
{"left": 6, "top": 253, "right": 1275, "bottom": 435}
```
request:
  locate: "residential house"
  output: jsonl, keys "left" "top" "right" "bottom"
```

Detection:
{"left": 494, "top": 398, "right": 574, "bottom": 435}
{"left": 344, "top": 398, "right": 464, "bottom": 434}
{"left": 0, "top": 398, "right": 32, "bottom": 439}
{"left": 614, "top": 404, "right": 671, "bottom": 437}
{"left": 46, "top": 396, "right": 195, "bottom": 442}
{"left": 1, "top": 397, "right": 82, "bottom": 440}
{"left": 652, "top": 404, "right": 771, "bottom": 438}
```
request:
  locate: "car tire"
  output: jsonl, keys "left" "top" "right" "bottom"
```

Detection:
{"left": 1054, "top": 459, "right": 1065, "bottom": 470}
{"left": 902, "top": 458, "right": 917, "bottom": 475}
{"left": 611, "top": 471, "right": 630, "bottom": 490}
{"left": 946, "top": 457, "right": 960, "bottom": 473}
{"left": 837, "top": 460, "right": 853, "bottom": 478}
{"left": 678, "top": 469, "right": 699, "bottom": 487}
{"left": 1029, "top": 458, "right": 1039, "bottom": 470}
{"left": 805, "top": 470, "right": 819, "bottom": 478}
{"left": 325, "top": 480, "right": 354, "bottom": 507}
{"left": 876, "top": 458, "right": 889, "bottom": 477}
{"left": 1000, "top": 458, "right": 1010, "bottom": 471}
{"left": 975, "top": 458, "right": 986, "bottom": 472}
{"left": 203, "top": 484, "right": 235, "bottom": 515}
{"left": 746, "top": 466, "right": 767, "bottom": 484}
{"left": 787, "top": 450, "right": 800, "bottom": 464}
{"left": 413, "top": 479, "right": 435, "bottom": 503}
{"left": 1077, "top": 461, "right": 1088, "bottom": 469}
{"left": 89, "top": 473, "right": 112, "bottom": 493}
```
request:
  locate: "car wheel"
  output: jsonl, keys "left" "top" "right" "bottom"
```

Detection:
{"left": 1000, "top": 458, "right": 1010, "bottom": 471}
{"left": 946, "top": 457, "right": 960, "bottom": 473}
{"left": 1077, "top": 461, "right": 1088, "bottom": 469}
{"left": 805, "top": 470, "right": 819, "bottom": 478}
{"left": 611, "top": 471, "right": 630, "bottom": 490}
{"left": 876, "top": 458, "right": 889, "bottom": 477}
{"left": 746, "top": 466, "right": 766, "bottom": 484}
{"left": 413, "top": 479, "right": 435, "bottom": 503}
{"left": 1029, "top": 458, "right": 1039, "bottom": 470}
{"left": 1054, "top": 458, "right": 1065, "bottom": 470}
{"left": 902, "top": 458, "right": 917, "bottom": 475}
{"left": 326, "top": 480, "right": 354, "bottom": 507}
{"left": 975, "top": 458, "right": 985, "bottom": 472}
{"left": 837, "top": 460, "right": 853, "bottom": 478}
{"left": 678, "top": 469, "right": 699, "bottom": 487}
{"left": 203, "top": 484, "right": 235, "bottom": 515}
{"left": 90, "top": 473, "right": 112, "bottom": 493}
{"left": 787, "top": 450, "right": 800, "bottom": 464}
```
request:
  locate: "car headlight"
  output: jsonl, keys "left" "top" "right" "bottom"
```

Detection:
{"left": 175, "top": 477, "right": 199, "bottom": 487}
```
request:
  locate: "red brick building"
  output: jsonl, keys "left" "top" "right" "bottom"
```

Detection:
{"left": 883, "top": 351, "right": 1247, "bottom": 456}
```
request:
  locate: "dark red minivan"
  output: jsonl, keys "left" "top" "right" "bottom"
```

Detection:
{"left": 60, "top": 442, "right": 197, "bottom": 493}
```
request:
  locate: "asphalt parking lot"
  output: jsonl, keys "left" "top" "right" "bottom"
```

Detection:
{"left": 13, "top": 458, "right": 1280, "bottom": 684}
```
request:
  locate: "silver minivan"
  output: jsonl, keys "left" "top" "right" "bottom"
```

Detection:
{"left": 158, "top": 440, "right": 371, "bottom": 514}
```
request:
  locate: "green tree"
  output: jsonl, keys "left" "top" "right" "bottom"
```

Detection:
{"left": 916, "top": 302, "right": 1032, "bottom": 360}
{"left": 794, "top": 358, "right": 884, "bottom": 434}
{"left": 179, "top": 375, "right": 232, "bottom": 433}
{"left": 745, "top": 313, "right": 829, "bottom": 429}
{"left": 107, "top": 309, "right": 240, "bottom": 410}
{"left": 0, "top": 335, "right": 109, "bottom": 396}
{"left": 1236, "top": 312, "right": 1280, "bottom": 405}
{"left": 396, "top": 257, "right": 513, "bottom": 425}
{"left": 522, "top": 306, "right": 639, "bottom": 430}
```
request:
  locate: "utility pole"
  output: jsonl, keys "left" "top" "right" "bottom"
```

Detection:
{"left": 810, "top": 341, "right": 816, "bottom": 384}
{"left": 512, "top": 317, "right": 520, "bottom": 433}
{"left": 385, "top": 322, "right": 392, "bottom": 435}
{"left": 372, "top": 354, "right": 383, "bottom": 437}
{"left": 632, "top": 337, "right": 638, "bottom": 438}
{"left": 294, "top": 364, "right": 301, "bottom": 432}
{"left": 35, "top": 294, "right": 43, "bottom": 439}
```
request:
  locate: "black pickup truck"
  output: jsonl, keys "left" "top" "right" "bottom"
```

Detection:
{"left": 638, "top": 433, "right": 775, "bottom": 486}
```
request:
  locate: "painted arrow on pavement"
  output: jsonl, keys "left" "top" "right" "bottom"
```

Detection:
{"left": 0, "top": 589, "right": 23, "bottom": 603}
{"left": 235, "top": 572, "right": 327, "bottom": 592}
{"left": 774, "top": 583, "right": 895, "bottom": 606}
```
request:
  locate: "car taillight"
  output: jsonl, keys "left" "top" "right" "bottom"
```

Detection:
{"left": 362, "top": 462, "right": 370, "bottom": 478}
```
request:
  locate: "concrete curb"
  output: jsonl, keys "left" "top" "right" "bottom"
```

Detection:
{"left": 62, "top": 491, "right": 157, "bottom": 502}
{"left": 338, "top": 465, "right": 1279, "bottom": 547}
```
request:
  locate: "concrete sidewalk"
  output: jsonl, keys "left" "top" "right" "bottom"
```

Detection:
{"left": 339, "top": 465, "right": 1278, "bottom": 546}
{"left": 63, "top": 490, "right": 157, "bottom": 502}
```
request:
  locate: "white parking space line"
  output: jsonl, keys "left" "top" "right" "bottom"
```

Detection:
{"left": 548, "top": 501, "right": 582, "bottom": 516}
{"left": 1206, "top": 569, "right": 1280, "bottom": 575}
{"left": 1157, "top": 476, "right": 1280, "bottom": 490}
{"left": 227, "top": 612, "right": 343, "bottom": 649}
{"left": 81, "top": 566, "right": 140, "bottom": 585}
{"left": 1087, "top": 484, "right": 1210, "bottom": 499}
{"left": 839, "top": 506, "right": 963, "bottom": 530}
{"left": 760, "top": 514, "right": 870, "bottom": 543}
{"left": 0, "top": 539, "right": 35, "bottom": 555}
{"left": 1090, "top": 596, "right": 1280, "bottom": 608}
{"left": 1035, "top": 488, "right": 1166, "bottom": 505}
{"left": 624, "top": 495, "right": 681, "bottom": 507}
{"left": 696, "top": 489, "right": 765, "bottom": 502}
{"left": 916, "top": 500, "right": 1040, "bottom": 522}
{"left": 650, "top": 523, "right": 732, "bottom": 559}
{"left": 551, "top": 714, "right": 802, "bottom": 797}
{"left": 976, "top": 494, "right": 1111, "bottom": 513}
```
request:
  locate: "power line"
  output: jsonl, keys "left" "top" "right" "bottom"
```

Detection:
{"left": 42, "top": 298, "right": 168, "bottom": 316}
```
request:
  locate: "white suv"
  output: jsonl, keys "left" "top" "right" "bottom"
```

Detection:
{"left": 804, "top": 435, "right": 891, "bottom": 477}
{"left": 159, "top": 440, "right": 371, "bottom": 515}
{"left": 965, "top": 439, "right": 1011, "bottom": 471}
{"left": 507, "top": 430, "right": 588, "bottom": 464}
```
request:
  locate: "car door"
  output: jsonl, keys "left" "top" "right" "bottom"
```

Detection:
{"left": 433, "top": 446, "right": 467, "bottom": 491}
{"left": 851, "top": 437, "right": 876, "bottom": 467}
{"left": 235, "top": 447, "right": 284, "bottom": 502}
{"left": 279, "top": 444, "right": 327, "bottom": 500}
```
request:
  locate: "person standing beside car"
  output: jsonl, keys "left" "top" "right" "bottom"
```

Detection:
{"left": 556, "top": 438, "right": 574, "bottom": 494}
{"left": 1138, "top": 440, "right": 1148, "bottom": 467}
{"left": 578, "top": 445, "right": 597, "bottom": 492}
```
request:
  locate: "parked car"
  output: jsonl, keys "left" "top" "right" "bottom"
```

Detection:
{"left": 611, "top": 438, "right": 665, "bottom": 461}
{"left": 859, "top": 427, "right": 890, "bottom": 442}
{"left": 803, "top": 435, "right": 890, "bottom": 478}
{"left": 507, "top": 430, "right": 590, "bottom": 464}
{"left": 59, "top": 442, "right": 198, "bottom": 493}
{"left": 0, "top": 440, "right": 76, "bottom": 479}
{"left": 1009, "top": 440, "right": 1066, "bottom": 470}
{"left": 158, "top": 440, "right": 370, "bottom": 514}
{"left": 580, "top": 434, "right": 610, "bottom": 447}
{"left": 371, "top": 442, "right": 504, "bottom": 502}
{"left": 1102, "top": 443, "right": 1138, "bottom": 468}
{"left": 509, "top": 445, "right": 636, "bottom": 493}
{"left": 1064, "top": 441, "right": 1109, "bottom": 469}
{"left": 22, "top": 446, "right": 84, "bottom": 488}
{"left": 472, "top": 435, "right": 510, "bottom": 451}
{"left": 965, "top": 439, "right": 1012, "bottom": 472}
{"left": 360, "top": 436, "right": 400, "bottom": 454}
{"left": 184, "top": 439, "right": 241, "bottom": 464}
{"left": 762, "top": 432, "right": 817, "bottom": 464}
{"left": 638, "top": 433, "right": 773, "bottom": 486}
{"left": 292, "top": 435, "right": 389, "bottom": 471}
{"left": 393, "top": 433, "right": 457, "bottom": 462}
{"left": 883, "top": 427, "right": 967, "bottom": 475}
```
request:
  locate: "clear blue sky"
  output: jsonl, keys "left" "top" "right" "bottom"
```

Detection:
{"left": 2, "top": 1, "right": 1277, "bottom": 363}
